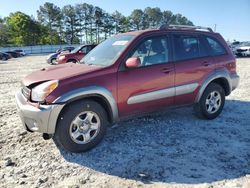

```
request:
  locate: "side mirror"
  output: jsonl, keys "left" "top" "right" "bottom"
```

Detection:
{"left": 125, "top": 57, "right": 141, "bottom": 69}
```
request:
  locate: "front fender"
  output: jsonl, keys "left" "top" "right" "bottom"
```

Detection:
{"left": 53, "top": 86, "right": 119, "bottom": 122}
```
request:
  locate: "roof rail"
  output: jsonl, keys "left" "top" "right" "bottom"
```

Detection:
{"left": 159, "top": 24, "right": 213, "bottom": 32}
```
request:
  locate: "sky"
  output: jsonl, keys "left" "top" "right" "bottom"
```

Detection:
{"left": 0, "top": 0, "right": 249, "bottom": 41}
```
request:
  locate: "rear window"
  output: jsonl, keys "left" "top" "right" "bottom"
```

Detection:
{"left": 173, "top": 34, "right": 208, "bottom": 61}
{"left": 206, "top": 36, "right": 227, "bottom": 56}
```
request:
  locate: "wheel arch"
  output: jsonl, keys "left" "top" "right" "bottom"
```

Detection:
{"left": 56, "top": 85, "right": 117, "bottom": 119}
{"left": 67, "top": 59, "right": 77, "bottom": 63}
{"left": 195, "top": 70, "right": 232, "bottom": 102}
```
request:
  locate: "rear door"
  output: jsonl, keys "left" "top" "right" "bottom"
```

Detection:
{"left": 117, "top": 34, "right": 175, "bottom": 117}
{"left": 172, "top": 33, "right": 215, "bottom": 105}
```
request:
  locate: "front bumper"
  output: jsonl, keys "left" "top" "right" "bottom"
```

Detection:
{"left": 15, "top": 89, "right": 64, "bottom": 134}
{"left": 231, "top": 73, "right": 240, "bottom": 91}
{"left": 235, "top": 51, "right": 250, "bottom": 57}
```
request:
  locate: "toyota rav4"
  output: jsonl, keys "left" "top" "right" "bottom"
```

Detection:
{"left": 15, "top": 25, "right": 239, "bottom": 153}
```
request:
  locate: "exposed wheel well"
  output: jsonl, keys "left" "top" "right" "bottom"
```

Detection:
{"left": 58, "top": 95, "right": 113, "bottom": 124}
{"left": 67, "top": 59, "right": 77, "bottom": 63}
{"left": 210, "top": 77, "right": 230, "bottom": 96}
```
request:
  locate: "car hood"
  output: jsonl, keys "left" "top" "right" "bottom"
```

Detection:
{"left": 22, "top": 63, "right": 102, "bottom": 87}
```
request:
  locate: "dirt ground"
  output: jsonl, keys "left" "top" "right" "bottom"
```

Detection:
{"left": 0, "top": 55, "right": 249, "bottom": 188}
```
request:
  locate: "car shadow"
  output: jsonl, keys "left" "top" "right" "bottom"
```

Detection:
{"left": 59, "top": 99, "right": 250, "bottom": 184}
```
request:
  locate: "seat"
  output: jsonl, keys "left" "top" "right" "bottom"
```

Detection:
{"left": 143, "top": 39, "right": 166, "bottom": 66}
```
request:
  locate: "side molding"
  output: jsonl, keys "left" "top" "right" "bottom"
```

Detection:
{"left": 53, "top": 86, "right": 119, "bottom": 123}
{"left": 127, "top": 83, "right": 199, "bottom": 105}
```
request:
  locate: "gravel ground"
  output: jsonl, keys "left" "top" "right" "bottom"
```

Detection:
{"left": 0, "top": 55, "right": 249, "bottom": 188}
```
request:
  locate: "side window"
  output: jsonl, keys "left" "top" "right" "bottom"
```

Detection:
{"left": 86, "top": 46, "right": 93, "bottom": 53}
{"left": 173, "top": 34, "right": 208, "bottom": 61}
{"left": 206, "top": 37, "right": 227, "bottom": 56}
{"left": 80, "top": 47, "right": 87, "bottom": 53}
{"left": 129, "top": 36, "right": 169, "bottom": 67}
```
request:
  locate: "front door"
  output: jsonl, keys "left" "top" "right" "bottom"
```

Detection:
{"left": 117, "top": 35, "right": 175, "bottom": 117}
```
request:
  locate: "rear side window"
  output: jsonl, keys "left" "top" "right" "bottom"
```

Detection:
{"left": 173, "top": 34, "right": 208, "bottom": 61}
{"left": 206, "top": 36, "right": 227, "bottom": 56}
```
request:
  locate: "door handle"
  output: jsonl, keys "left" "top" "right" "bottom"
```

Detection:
{"left": 202, "top": 62, "right": 211, "bottom": 67}
{"left": 161, "top": 68, "right": 173, "bottom": 74}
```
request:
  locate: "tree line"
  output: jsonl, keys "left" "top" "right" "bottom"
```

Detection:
{"left": 0, "top": 2, "right": 193, "bottom": 47}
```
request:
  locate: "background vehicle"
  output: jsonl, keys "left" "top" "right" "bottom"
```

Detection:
{"left": 16, "top": 25, "right": 239, "bottom": 153}
{"left": 14, "top": 50, "right": 26, "bottom": 56}
{"left": 235, "top": 42, "right": 250, "bottom": 57}
{"left": 4, "top": 51, "right": 21, "bottom": 58}
{"left": 56, "top": 46, "right": 75, "bottom": 53}
{"left": 47, "top": 47, "right": 76, "bottom": 64}
{"left": 56, "top": 44, "right": 96, "bottom": 64}
{"left": 0, "top": 52, "right": 11, "bottom": 61}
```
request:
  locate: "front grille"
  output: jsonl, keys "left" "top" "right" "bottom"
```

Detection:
{"left": 237, "top": 49, "right": 247, "bottom": 52}
{"left": 21, "top": 87, "right": 31, "bottom": 100}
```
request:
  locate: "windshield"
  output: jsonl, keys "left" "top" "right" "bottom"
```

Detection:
{"left": 80, "top": 35, "right": 134, "bottom": 66}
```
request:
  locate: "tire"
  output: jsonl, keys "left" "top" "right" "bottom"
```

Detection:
{"left": 194, "top": 83, "right": 225, "bottom": 120}
{"left": 51, "top": 58, "right": 56, "bottom": 64}
{"left": 53, "top": 100, "right": 108, "bottom": 153}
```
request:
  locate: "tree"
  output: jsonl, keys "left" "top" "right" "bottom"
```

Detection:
{"left": 0, "top": 3, "right": 194, "bottom": 46}
{"left": 130, "top": 9, "right": 145, "bottom": 30}
{"left": 144, "top": 7, "right": 162, "bottom": 28}
{"left": 6, "top": 12, "right": 40, "bottom": 45}
{"left": 112, "top": 11, "right": 127, "bottom": 34}
{"left": 62, "top": 5, "right": 81, "bottom": 44}
{"left": 94, "top": 6, "right": 105, "bottom": 43}
{"left": 75, "top": 3, "right": 90, "bottom": 43}
{"left": 0, "top": 21, "right": 9, "bottom": 46}
{"left": 37, "top": 2, "right": 62, "bottom": 44}
{"left": 101, "top": 12, "right": 115, "bottom": 39}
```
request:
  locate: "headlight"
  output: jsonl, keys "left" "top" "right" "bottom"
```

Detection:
{"left": 59, "top": 55, "right": 66, "bottom": 60}
{"left": 31, "top": 80, "right": 58, "bottom": 102}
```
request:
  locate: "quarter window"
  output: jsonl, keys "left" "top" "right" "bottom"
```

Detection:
{"left": 206, "top": 37, "right": 227, "bottom": 56}
{"left": 129, "top": 36, "right": 170, "bottom": 67}
{"left": 173, "top": 34, "right": 208, "bottom": 61}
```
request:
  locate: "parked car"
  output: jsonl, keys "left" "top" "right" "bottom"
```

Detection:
{"left": 235, "top": 42, "right": 250, "bottom": 57}
{"left": 5, "top": 51, "right": 21, "bottom": 58}
{"left": 56, "top": 46, "right": 75, "bottom": 53}
{"left": 56, "top": 44, "right": 96, "bottom": 64}
{"left": 14, "top": 50, "right": 26, "bottom": 56}
{"left": 0, "top": 52, "right": 11, "bottom": 61}
{"left": 15, "top": 25, "right": 239, "bottom": 153}
{"left": 47, "top": 50, "right": 72, "bottom": 65}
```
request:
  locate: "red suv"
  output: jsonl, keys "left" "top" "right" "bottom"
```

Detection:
{"left": 15, "top": 25, "right": 239, "bottom": 153}
{"left": 56, "top": 44, "right": 96, "bottom": 64}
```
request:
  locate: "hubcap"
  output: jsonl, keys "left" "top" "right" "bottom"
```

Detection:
{"left": 69, "top": 111, "right": 100, "bottom": 144}
{"left": 205, "top": 91, "right": 221, "bottom": 114}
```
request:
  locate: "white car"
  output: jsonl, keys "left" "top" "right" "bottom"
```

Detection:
{"left": 235, "top": 42, "right": 250, "bottom": 57}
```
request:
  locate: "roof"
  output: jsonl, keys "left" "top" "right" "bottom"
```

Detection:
{"left": 117, "top": 25, "right": 216, "bottom": 37}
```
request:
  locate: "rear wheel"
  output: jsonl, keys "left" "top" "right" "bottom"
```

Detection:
{"left": 194, "top": 83, "right": 225, "bottom": 119}
{"left": 53, "top": 100, "right": 108, "bottom": 153}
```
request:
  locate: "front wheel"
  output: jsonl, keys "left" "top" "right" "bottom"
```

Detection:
{"left": 53, "top": 100, "right": 108, "bottom": 153}
{"left": 194, "top": 83, "right": 225, "bottom": 119}
{"left": 51, "top": 58, "right": 56, "bottom": 64}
